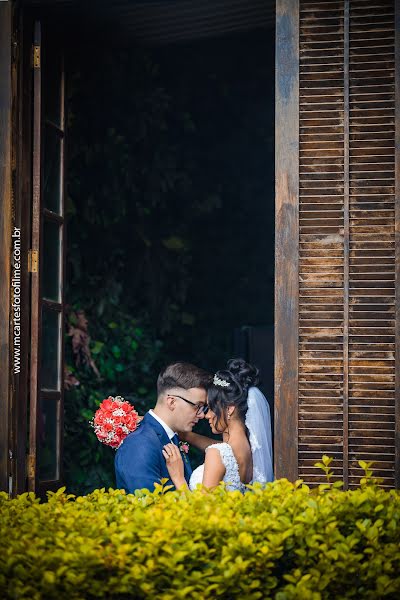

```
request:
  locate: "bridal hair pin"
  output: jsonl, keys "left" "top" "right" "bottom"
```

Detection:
{"left": 213, "top": 374, "right": 230, "bottom": 388}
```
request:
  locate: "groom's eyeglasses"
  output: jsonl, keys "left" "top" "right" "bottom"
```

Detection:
{"left": 169, "top": 394, "right": 209, "bottom": 416}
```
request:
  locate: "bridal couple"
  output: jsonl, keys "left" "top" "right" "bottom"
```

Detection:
{"left": 115, "top": 358, "right": 273, "bottom": 493}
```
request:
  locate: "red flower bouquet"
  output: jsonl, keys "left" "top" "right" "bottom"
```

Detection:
{"left": 91, "top": 396, "right": 139, "bottom": 449}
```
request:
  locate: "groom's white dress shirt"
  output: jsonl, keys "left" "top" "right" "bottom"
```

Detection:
{"left": 149, "top": 409, "right": 176, "bottom": 440}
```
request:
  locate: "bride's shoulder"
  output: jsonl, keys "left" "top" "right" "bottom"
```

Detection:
{"left": 205, "top": 442, "right": 230, "bottom": 453}
{"left": 205, "top": 442, "right": 233, "bottom": 462}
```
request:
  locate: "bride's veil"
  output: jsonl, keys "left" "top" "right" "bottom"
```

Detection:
{"left": 245, "top": 386, "right": 274, "bottom": 483}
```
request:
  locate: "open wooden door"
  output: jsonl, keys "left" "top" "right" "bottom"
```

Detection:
{"left": 0, "top": 0, "right": 13, "bottom": 495}
{"left": 275, "top": 0, "right": 399, "bottom": 488}
{"left": 28, "top": 22, "right": 66, "bottom": 495}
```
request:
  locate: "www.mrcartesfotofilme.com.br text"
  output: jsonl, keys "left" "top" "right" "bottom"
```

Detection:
{"left": 11, "top": 227, "right": 21, "bottom": 374}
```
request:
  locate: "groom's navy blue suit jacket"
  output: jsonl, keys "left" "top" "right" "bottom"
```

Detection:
{"left": 115, "top": 412, "right": 192, "bottom": 493}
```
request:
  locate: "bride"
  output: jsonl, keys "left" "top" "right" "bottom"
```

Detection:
{"left": 162, "top": 359, "right": 273, "bottom": 492}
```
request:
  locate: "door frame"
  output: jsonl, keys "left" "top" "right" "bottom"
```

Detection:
{"left": 274, "top": 0, "right": 299, "bottom": 481}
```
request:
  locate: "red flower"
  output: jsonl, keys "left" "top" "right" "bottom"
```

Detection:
{"left": 90, "top": 395, "right": 139, "bottom": 449}
{"left": 124, "top": 414, "right": 137, "bottom": 428}
{"left": 94, "top": 411, "right": 106, "bottom": 425}
{"left": 102, "top": 397, "right": 114, "bottom": 412}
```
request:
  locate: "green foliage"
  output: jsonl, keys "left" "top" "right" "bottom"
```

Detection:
{"left": 1, "top": 475, "right": 400, "bottom": 599}
{"left": 64, "top": 310, "right": 164, "bottom": 495}
{"left": 313, "top": 455, "right": 339, "bottom": 486}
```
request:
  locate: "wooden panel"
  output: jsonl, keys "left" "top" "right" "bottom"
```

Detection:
{"left": 0, "top": 1, "right": 12, "bottom": 493}
{"left": 10, "top": 9, "right": 34, "bottom": 496}
{"left": 296, "top": 0, "right": 398, "bottom": 488}
{"left": 348, "top": 0, "right": 396, "bottom": 488}
{"left": 27, "top": 26, "right": 67, "bottom": 495}
{"left": 28, "top": 21, "right": 41, "bottom": 492}
{"left": 298, "top": 0, "right": 346, "bottom": 485}
{"left": 275, "top": 0, "right": 299, "bottom": 480}
{"left": 396, "top": 0, "right": 400, "bottom": 489}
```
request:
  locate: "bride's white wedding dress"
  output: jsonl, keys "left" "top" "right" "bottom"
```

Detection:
{"left": 189, "top": 442, "right": 247, "bottom": 493}
{"left": 188, "top": 387, "right": 273, "bottom": 491}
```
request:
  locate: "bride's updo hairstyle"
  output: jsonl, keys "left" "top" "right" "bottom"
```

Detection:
{"left": 226, "top": 358, "right": 260, "bottom": 390}
{"left": 208, "top": 358, "right": 259, "bottom": 434}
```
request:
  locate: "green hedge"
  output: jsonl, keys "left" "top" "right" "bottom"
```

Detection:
{"left": 1, "top": 477, "right": 400, "bottom": 599}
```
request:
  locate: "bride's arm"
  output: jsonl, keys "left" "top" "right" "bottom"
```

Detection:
{"left": 201, "top": 448, "right": 225, "bottom": 489}
{"left": 162, "top": 443, "right": 188, "bottom": 490}
{"left": 178, "top": 431, "right": 217, "bottom": 451}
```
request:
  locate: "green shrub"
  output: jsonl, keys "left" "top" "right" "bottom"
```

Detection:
{"left": 64, "top": 310, "right": 164, "bottom": 495}
{"left": 1, "top": 477, "right": 400, "bottom": 599}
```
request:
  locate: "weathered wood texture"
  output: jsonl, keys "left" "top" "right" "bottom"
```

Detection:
{"left": 0, "top": 2, "right": 12, "bottom": 493}
{"left": 28, "top": 21, "right": 41, "bottom": 492}
{"left": 275, "top": 0, "right": 300, "bottom": 480}
{"left": 294, "top": 0, "right": 398, "bottom": 488}
{"left": 298, "top": 0, "right": 346, "bottom": 485}
{"left": 394, "top": 0, "right": 400, "bottom": 489}
{"left": 348, "top": 0, "right": 397, "bottom": 488}
{"left": 11, "top": 10, "right": 34, "bottom": 495}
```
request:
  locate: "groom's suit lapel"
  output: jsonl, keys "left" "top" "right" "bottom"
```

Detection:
{"left": 143, "top": 412, "right": 192, "bottom": 483}
{"left": 143, "top": 412, "right": 171, "bottom": 447}
{"left": 183, "top": 455, "right": 192, "bottom": 481}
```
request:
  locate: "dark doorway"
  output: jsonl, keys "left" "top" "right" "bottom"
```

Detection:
{"left": 64, "top": 30, "right": 275, "bottom": 492}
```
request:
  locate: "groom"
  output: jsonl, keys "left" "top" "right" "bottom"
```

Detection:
{"left": 115, "top": 362, "right": 211, "bottom": 493}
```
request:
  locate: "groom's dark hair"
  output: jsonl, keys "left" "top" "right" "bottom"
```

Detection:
{"left": 157, "top": 362, "right": 212, "bottom": 397}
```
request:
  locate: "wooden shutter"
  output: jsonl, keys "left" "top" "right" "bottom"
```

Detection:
{"left": 276, "top": 0, "right": 399, "bottom": 488}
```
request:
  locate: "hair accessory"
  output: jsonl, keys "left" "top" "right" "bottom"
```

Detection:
{"left": 213, "top": 374, "right": 230, "bottom": 388}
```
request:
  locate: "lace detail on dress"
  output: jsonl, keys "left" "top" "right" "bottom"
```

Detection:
{"left": 188, "top": 442, "right": 247, "bottom": 493}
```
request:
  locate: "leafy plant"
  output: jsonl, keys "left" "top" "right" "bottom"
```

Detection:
{"left": 1, "top": 470, "right": 400, "bottom": 599}
{"left": 64, "top": 308, "right": 164, "bottom": 495}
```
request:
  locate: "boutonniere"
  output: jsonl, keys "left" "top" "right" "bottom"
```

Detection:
{"left": 179, "top": 441, "right": 190, "bottom": 459}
